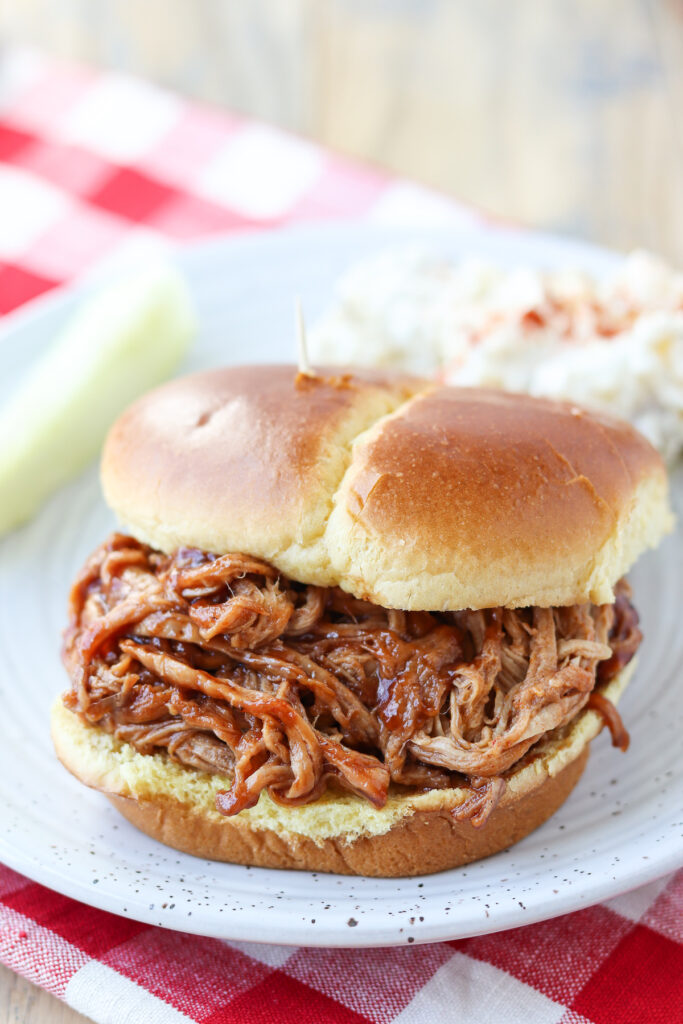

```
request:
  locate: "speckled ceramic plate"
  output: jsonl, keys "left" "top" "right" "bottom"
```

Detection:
{"left": 0, "top": 223, "right": 681, "bottom": 947}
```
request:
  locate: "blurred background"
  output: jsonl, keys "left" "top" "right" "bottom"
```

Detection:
{"left": 1, "top": 0, "right": 682, "bottom": 263}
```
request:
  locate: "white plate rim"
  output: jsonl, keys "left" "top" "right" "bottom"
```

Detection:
{"left": 0, "top": 220, "right": 680, "bottom": 948}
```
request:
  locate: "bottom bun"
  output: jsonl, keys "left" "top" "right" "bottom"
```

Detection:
{"left": 51, "top": 663, "right": 633, "bottom": 877}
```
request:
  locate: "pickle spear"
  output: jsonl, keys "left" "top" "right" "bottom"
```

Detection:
{"left": 0, "top": 264, "right": 197, "bottom": 535}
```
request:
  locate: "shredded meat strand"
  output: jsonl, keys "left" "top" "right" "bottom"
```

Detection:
{"left": 62, "top": 535, "right": 640, "bottom": 827}
{"left": 587, "top": 691, "right": 630, "bottom": 751}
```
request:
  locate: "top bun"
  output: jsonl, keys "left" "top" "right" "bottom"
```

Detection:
{"left": 101, "top": 365, "right": 673, "bottom": 610}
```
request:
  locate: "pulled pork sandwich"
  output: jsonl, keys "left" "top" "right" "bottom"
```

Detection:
{"left": 52, "top": 365, "right": 673, "bottom": 876}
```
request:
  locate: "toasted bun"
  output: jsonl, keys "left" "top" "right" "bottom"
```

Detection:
{"left": 51, "top": 663, "right": 633, "bottom": 877}
{"left": 101, "top": 366, "right": 672, "bottom": 610}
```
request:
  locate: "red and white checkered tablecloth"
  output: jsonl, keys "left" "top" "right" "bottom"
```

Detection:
{"left": 0, "top": 48, "right": 681, "bottom": 1024}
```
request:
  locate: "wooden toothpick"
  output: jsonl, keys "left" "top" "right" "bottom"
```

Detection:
{"left": 295, "top": 296, "right": 315, "bottom": 378}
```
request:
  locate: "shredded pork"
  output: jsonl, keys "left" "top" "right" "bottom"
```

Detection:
{"left": 62, "top": 535, "right": 640, "bottom": 827}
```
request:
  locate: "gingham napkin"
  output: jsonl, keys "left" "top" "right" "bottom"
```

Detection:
{"left": 0, "top": 49, "right": 681, "bottom": 1024}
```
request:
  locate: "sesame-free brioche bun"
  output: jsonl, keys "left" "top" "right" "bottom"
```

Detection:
{"left": 51, "top": 663, "right": 633, "bottom": 877}
{"left": 101, "top": 365, "right": 672, "bottom": 610}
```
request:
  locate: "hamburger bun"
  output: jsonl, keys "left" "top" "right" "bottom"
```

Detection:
{"left": 101, "top": 366, "right": 672, "bottom": 610}
{"left": 51, "top": 662, "right": 634, "bottom": 876}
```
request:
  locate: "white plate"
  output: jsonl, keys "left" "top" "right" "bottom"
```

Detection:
{"left": 0, "top": 223, "right": 681, "bottom": 948}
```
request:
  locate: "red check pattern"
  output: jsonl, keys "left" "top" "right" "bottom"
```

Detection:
{"left": 1, "top": 865, "right": 681, "bottom": 1023}
{"left": 0, "top": 49, "right": 681, "bottom": 1024}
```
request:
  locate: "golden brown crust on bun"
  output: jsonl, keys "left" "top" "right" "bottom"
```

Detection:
{"left": 101, "top": 366, "right": 672, "bottom": 610}
{"left": 50, "top": 664, "right": 633, "bottom": 877}
{"left": 327, "top": 387, "right": 672, "bottom": 609}
{"left": 101, "top": 365, "right": 426, "bottom": 587}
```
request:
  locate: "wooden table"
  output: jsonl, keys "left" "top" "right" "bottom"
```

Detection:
{"left": 1, "top": 1, "right": 682, "bottom": 1020}
{"left": 0, "top": 963, "right": 89, "bottom": 1023}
